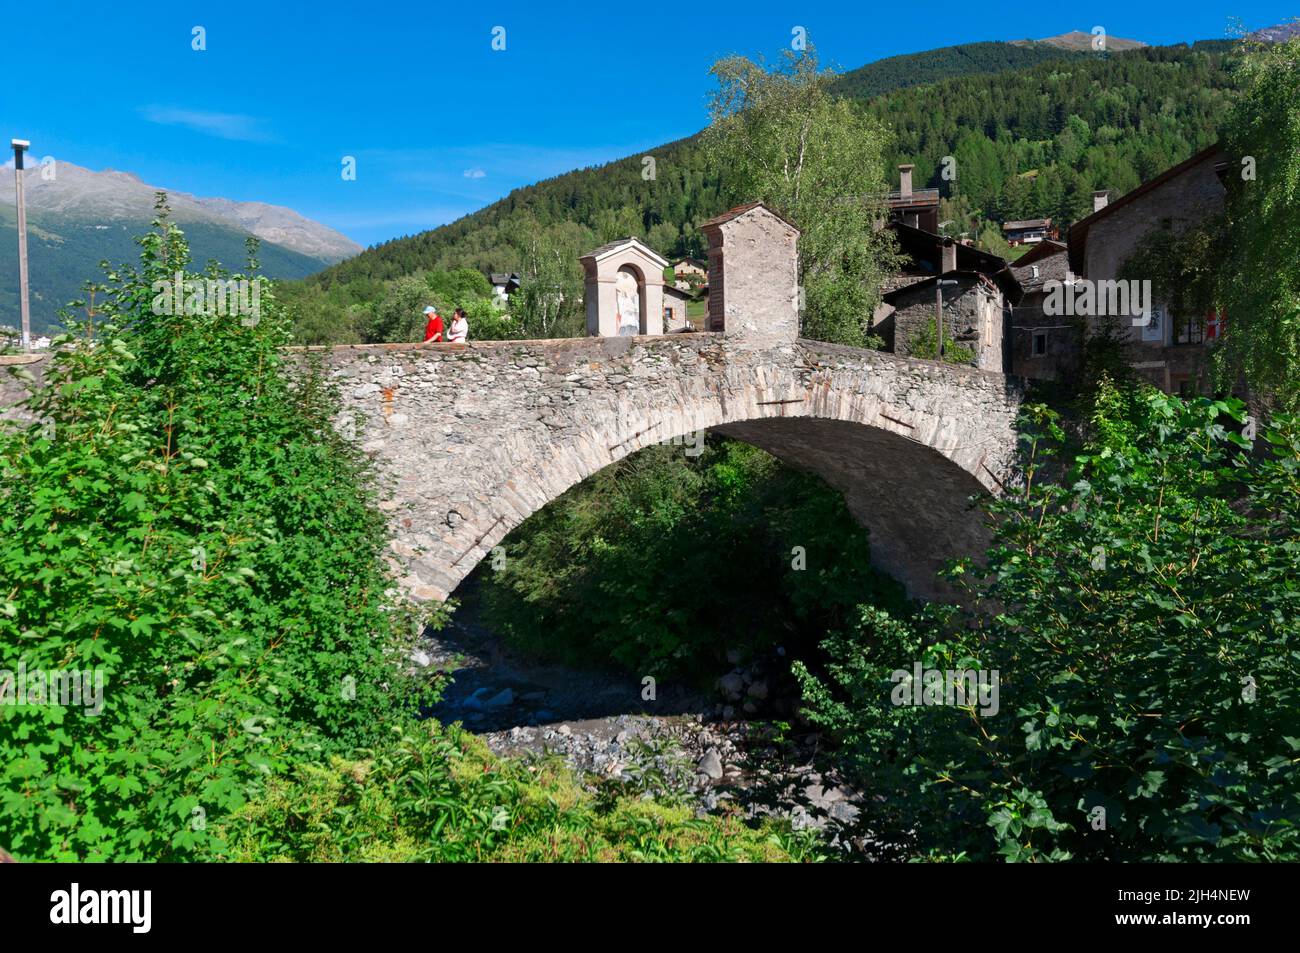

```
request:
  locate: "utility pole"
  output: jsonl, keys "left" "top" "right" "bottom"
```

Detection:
{"left": 935, "top": 282, "right": 943, "bottom": 361}
{"left": 11, "top": 139, "right": 32, "bottom": 351}
{"left": 936, "top": 279, "right": 959, "bottom": 362}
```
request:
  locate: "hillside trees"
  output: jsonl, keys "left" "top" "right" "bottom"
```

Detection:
{"left": 703, "top": 47, "right": 901, "bottom": 346}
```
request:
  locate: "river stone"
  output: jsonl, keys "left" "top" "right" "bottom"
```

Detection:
{"left": 484, "top": 688, "right": 514, "bottom": 707}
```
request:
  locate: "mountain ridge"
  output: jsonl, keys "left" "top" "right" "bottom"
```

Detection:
{"left": 0, "top": 161, "right": 359, "bottom": 332}
{"left": 0, "top": 160, "right": 360, "bottom": 262}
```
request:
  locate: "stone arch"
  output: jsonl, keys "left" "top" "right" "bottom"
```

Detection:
{"left": 342, "top": 337, "right": 1021, "bottom": 604}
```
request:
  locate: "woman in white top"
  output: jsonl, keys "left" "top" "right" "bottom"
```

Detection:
{"left": 448, "top": 307, "right": 469, "bottom": 343}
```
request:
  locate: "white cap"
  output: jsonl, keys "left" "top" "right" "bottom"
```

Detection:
{"left": 423, "top": 306, "right": 437, "bottom": 314}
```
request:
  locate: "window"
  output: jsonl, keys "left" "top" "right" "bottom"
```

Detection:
{"left": 1030, "top": 265, "right": 1040, "bottom": 279}
{"left": 1032, "top": 331, "right": 1047, "bottom": 356}
{"left": 1173, "top": 311, "right": 1204, "bottom": 345}
{"left": 1142, "top": 306, "right": 1166, "bottom": 344}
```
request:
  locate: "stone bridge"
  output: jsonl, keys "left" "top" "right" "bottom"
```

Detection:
{"left": 316, "top": 331, "right": 1023, "bottom": 603}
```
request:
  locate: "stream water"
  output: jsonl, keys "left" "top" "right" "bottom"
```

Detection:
{"left": 417, "top": 577, "right": 909, "bottom": 859}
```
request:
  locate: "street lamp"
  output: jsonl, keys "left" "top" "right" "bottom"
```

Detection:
{"left": 11, "top": 139, "right": 31, "bottom": 351}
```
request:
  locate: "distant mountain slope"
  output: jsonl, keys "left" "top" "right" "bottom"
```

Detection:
{"left": 1012, "top": 30, "right": 1148, "bottom": 52}
{"left": 0, "top": 161, "right": 360, "bottom": 332}
{"left": 829, "top": 40, "right": 1087, "bottom": 100}
{"left": 0, "top": 162, "right": 360, "bottom": 261}
{"left": 1250, "top": 21, "right": 1300, "bottom": 42}
{"left": 0, "top": 203, "right": 330, "bottom": 333}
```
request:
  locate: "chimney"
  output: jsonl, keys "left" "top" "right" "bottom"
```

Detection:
{"left": 898, "top": 164, "right": 914, "bottom": 199}
{"left": 941, "top": 237, "right": 957, "bottom": 274}
{"left": 1093, "top": 189, "right": 1111, "bottom": 212}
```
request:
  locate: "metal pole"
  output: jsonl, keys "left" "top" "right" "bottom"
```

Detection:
{"left": 11, "top": 139, "right": 31, "bottom": 351}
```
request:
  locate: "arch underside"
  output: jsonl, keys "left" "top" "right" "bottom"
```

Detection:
{"left": 407, "top": 410, "right": 997, "bottom": 605}
{"left": 713, "top": 417, "right": 991, "bottom": 602}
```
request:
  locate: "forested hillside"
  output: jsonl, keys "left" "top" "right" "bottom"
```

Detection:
{"left": 290, "top": 41, "right": 1241, "bottom": 344}
{"left": 828, "top": 39, "right": 1088, "bottom": 100}
{"left": 872, "top": 41, "right": 1238, "bottom": 228}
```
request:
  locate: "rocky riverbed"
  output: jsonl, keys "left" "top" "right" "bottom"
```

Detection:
{"left": 416, "top": 580, "right": 908, "bottom": 859}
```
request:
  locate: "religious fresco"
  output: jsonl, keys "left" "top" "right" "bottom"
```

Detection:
{"left": 615, "top": 268, "right": 641, "bottom": 336}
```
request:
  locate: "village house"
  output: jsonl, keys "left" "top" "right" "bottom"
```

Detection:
{"left": 662, "top": 284, "right": 694, "bottom": 332}
{"left": 874, "top": 221, "right": 1021, "bottom": 373}
{"left": 1002, "top": 217, "right": 1054, "bottom": 247}
{"left": 671, "top": 257, "right": 707, "bottom": 291}
{"left": 1006, "top": 239, "right": 1077, "bottom": 381}
{"left": 488, "top": 272, "right": 521, "bottom": 305}
{"left": 1067, "top": 144, "right": 1229, "bottom": 395}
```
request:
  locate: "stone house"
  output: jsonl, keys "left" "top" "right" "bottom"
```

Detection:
{"left": 874, "top": 222, "right": 1021, "bottom": 373}
{"left": 1006, "top": 239, "right": 1079, "bottom": 381}
{"left": 886, "top": 163, "right": 941, "bottom": 233}
{"left": 662, "top": 285, "right": 694, "bottom": 332}
{"left": 1067, "top": 144, "right": 1229, "bottom": 395}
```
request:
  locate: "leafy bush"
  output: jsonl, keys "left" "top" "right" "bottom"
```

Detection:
{"left": 219, "top": 719, "right": 816, "bottom": 863}
{"left": 798, "top": 383, "right": 1300, "bottom": 861}
{"left": 906, "top": 317, "right": 977, "bottom": 365}
{"left": 0, "top": 205, "right": 433, "bottom": 861}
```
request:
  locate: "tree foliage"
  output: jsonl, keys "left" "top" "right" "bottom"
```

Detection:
{"left": 702, "top": 47, "right": 901, "bottom": 346}
{"left": 798, "top": 382, "right": 1300, "bottom": 861}
{"left": 481, "top": 438, "right": 907, "bottom": 679}
{"left": 1214, "top": 31, "right": 1300, "bottom": 410}
{"left": 0, "top": 204, "right": 433, "bottom": 860}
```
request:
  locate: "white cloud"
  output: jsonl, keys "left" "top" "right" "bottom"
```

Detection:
{"left": 138, "top": 106, "right": 274, "bottom": 143}
{"left": 463, "top": 168, "right": 486, "bottom": 179}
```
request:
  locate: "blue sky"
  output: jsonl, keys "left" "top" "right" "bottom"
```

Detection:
{"left": 1, "top": 1, "right": 1291, "bottom": 248}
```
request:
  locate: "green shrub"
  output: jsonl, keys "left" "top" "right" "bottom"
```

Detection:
{"left": 0, "top": 205, "right": 434, "bottom": 861}
{"left": 799, "top": 384, "right": 1300, "bottom": 861}
{"left": 219, "top": 719, "right": 818, "bottom": 863}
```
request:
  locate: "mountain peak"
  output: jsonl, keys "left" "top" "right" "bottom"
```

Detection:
{"left": 1013, "top": 30, "right": 1147, "bottom": 52}
{"left": 0, "top": 161, "right": 360, "bottom": 262}
{"left": 1249, "top": 22, "right": 1300, "bottom": 43}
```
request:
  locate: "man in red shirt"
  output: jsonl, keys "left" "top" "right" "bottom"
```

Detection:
{"left": 423, "top": 306, "right": 444, "bottom": 343}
